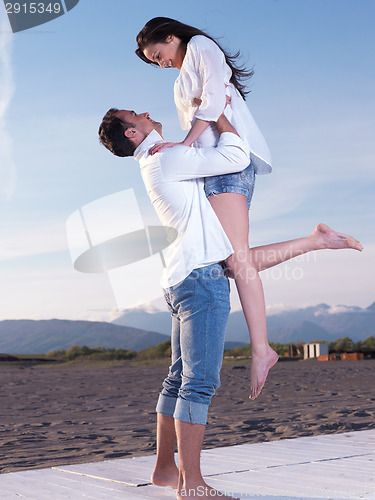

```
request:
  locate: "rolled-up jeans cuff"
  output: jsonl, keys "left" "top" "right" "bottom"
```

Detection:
{"left": 156, "top": 393, "right": 177, "bottom": 417}
{"left": 174, "top": 398, "right": 209, "bottom": 425}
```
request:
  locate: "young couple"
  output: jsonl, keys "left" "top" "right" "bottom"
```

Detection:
{"left": 98, "top": 17, "right": 362, "bottom": 500}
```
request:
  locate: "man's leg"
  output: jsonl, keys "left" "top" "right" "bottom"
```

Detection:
{"left": 170, "top": 264, "right": 238, "bottom": 499}
{"left": 176, "top": 420, "right": 239, "bottom": 500}
{"left": 152, "top": 306, "right": 180, "bottom": 489}
{"left": 175, "top": 420, "right": 205, "bottom": 494}
{"left": 151, "top": 413, "right": 179, "bottom": 489}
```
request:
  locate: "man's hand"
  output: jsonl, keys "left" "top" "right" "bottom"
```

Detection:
{"left": 149, "top": 142, "right": 183, "bottom": 156}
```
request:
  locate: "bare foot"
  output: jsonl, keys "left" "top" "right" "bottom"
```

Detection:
{"left": 249, "top": 345, "right": 279, "bottom": 400}
{"left": 151, "top": 463, "right": 179, "bottom": 489}
{"left": 177, "top": 480, "right": 239, "bottom": 499}
{"left": 312, "top": 223, "right": 363, "bottom": 252}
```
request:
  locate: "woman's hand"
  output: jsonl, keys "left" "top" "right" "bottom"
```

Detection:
{"left": 149, "top": 142, "right": 182, "bottom": 155}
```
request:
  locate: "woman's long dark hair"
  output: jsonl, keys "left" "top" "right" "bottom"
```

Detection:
{"left": 136, "top": 17, "right": 253, "bottom": 100}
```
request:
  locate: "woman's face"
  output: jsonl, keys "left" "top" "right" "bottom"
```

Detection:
{"left": 143, "top": 35, "right": 185, "bottom": 69}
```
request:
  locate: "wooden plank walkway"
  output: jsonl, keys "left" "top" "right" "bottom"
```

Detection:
{"left": 0, "top": 429, "right": 374, "bottom": 499}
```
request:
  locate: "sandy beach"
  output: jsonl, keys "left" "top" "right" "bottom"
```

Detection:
{"left": 1, "top": 358, "right": 374, "bottom": 474}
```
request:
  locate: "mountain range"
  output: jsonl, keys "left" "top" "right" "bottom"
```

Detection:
{"left": 114, "top": 302, "right": 375, "bottom": 345}
{"left": 0, "top": 302, "right": 373, "bottom": 355}
{"left": 0, "top": 320, "right": 169, "bottom": 354}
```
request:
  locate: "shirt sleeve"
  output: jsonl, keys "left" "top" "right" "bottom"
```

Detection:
{"left": 160, "top": 133, "right": 250, "bottom": 182}
{"left": 192, "top": 38, "right": 228, "bottom": 122}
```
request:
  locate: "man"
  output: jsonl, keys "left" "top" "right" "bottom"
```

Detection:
{"left": 99, "top": 109, "right": 249, "bottom": 499}
{"left": 98, "top": 109, "right": 362, "bottom": 499}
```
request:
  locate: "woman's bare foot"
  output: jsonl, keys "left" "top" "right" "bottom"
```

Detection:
{"left": 249, "top": 345, "right": 279, "bottom": 400}
{"left": 151, "top": 463, "right": 179, "bottom": 489}
{"left": 312, "top": 223, "right": 363, "bottom": 252}
{"left": 177, "top": 480, "right": 239, "bottom": 499}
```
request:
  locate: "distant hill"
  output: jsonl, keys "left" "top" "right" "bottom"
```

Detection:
{"left": 1, "top": 302, "right": 373, "bottom": 355}
{"left": 0, "top": 319, "right": 170, "bottom": 354}
{"left": 115, "top": 310, "right": 172, "bottom": 336}
{"left": 265, "top": 303, "right": 375, "bottom": 343}
{"left": 114, "top": 302, "right": 375, "bottom": 345}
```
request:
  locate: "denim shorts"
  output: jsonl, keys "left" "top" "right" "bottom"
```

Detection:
{"left": 156, "top": 263, "right": 231, "bottom": 425}
{"left": 204, "top": 162, "right": 255, "bottom": 209}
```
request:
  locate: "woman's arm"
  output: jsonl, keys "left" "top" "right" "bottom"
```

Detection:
{"left": 149, "top": 117, "right": 210, "bottom": 156}
{"left": 149, "top": 97, "right": 230, "bottom": 156}
{"left": 181, "top": 118, "right": 210, "bottom": 146}
{"left": 184, "top": 95, "right": 230, "bottom": 146}
{"left": 182, "top": 94, "right": 231, "bottom": 146}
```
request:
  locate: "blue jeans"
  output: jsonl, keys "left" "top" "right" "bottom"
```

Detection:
{"left": 204, "top": 162, "right": 256, "bottom": 209}
{"left": 156, "top": 263, "right": 231, "bottom": 425}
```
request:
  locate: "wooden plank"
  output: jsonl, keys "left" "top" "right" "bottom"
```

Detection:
{"left": 203, "top": 433, "right": 375, "bottom": 498}
{"left": 0, "top": 470, "right": 87, "bottom": 500}
{"left": 207, "top": 458, "right": 375, "bottom": 499}
{"left": 207, "top": 472, "right": 368, "bottom": 499}
{"left": 263, "top": 462, "right": 367, "bottom": 488}
{"left": 201, "top": 442, "right": 371, "bottom": 472}
{"left": 1, "top": 430, "right": 374, "bottom": 499}
{"left": 0, "top": 468, "right": 173, "bottom": 500}
{"left": 207, "top": 468, "right": 325, "bottom": 495}
{"left": 52, "top": 460, "right": 153, "bottom": 487}
{"left": 262, "top": 436, "right": 373, "bottom": 454}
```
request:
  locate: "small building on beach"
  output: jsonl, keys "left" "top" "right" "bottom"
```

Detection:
{"left": 303, "top": 342, "right": 329, "bottom": 359}
{"left": 341, "top": 352, "right": 364, "bottom": 361}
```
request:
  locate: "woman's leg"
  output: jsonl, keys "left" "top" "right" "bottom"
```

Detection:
{"left": 208, "top": 192, "right": 278, "bottom": 400}
{"left": 250, "top": 223, "right": 363, "bottom": 272}
{"left": 208, "top": 191, "right": 363, "bottom": 400}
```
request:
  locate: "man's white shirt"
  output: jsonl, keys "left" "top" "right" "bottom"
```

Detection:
{"left": 134, "top": 129, "right": 250, "bottom": 289}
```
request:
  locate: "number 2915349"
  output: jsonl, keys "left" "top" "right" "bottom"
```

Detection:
{"left": 5, "top": 2, "right": 62, "bottom": 15}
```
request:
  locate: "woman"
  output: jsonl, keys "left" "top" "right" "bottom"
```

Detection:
{"left": 136, "top": 17, "right": 277, "bottom": 402}
{"left": 134, "top": 20, "right": 363, "bottom": 497}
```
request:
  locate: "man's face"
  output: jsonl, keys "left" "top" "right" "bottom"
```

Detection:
{"left": 115, "top": 110, "right": 162, "bottom": 139}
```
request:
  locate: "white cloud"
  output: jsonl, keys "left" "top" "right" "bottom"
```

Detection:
{"left": 0, "top": 12, "right": 16, "bottom": 203}
{"left": 107, "top": 297, "right": 169, "bottom": 323}
{"left": 0, "top": 220, "right": 69, "bottom": 262}
{"left": 250, "top": 167, "right": 317, "bottom": 223}
{"left": 265, "top": 303, "right": 303, "bottom": 316}
{"left": 314, "top": 305, "right": 362, "bottom": 316}
{"left": 0, "top": 262, "right": 114, "bottom": 321}
{"left": 261, "top": 243, "right": 374, "bottom": 312}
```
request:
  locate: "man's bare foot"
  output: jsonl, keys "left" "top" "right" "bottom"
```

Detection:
{"left": 249, "top": 345, "right": 279, "bottom": 400}
{"left": 177, "top": 480, "right": 239, "bottom": 499}
{"left": 151, "top": 463, "right": 179, "bottom": 489}
{"left": 312, "top": 223, "right": 363, "bottom": 252}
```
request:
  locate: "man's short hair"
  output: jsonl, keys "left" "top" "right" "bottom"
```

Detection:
{"left": 98, "top": 108, "right": 136, "bottom": 157}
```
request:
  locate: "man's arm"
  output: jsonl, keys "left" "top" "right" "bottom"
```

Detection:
{"left": 161, "top": 114, "right": 250, "bottom": 182}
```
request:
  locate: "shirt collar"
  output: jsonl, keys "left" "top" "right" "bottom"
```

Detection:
{"left": 133, "top": 130, "right": 165, "bottom": 161}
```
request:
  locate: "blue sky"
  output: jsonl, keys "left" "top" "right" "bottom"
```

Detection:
{"left": 0, "top": 0, "right": 374, "bottom": 321}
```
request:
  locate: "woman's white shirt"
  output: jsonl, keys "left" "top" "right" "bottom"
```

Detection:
{"left": 174, "top": 35, "right": 272, "bottom": 174}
